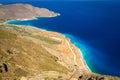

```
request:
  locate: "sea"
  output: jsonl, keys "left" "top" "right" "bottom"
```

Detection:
{"left": 1, "top": 0, "right": 120, "bottom": 77}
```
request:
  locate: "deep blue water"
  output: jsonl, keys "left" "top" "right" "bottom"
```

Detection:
{"left": 1, "top": 1, "right": 120, "bottom": 77}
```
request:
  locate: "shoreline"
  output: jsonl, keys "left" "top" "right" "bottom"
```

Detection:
{"left": 4, "top": 19, "right": 91, "bottom": 72}
{"left": 64, "top": 34, "right": 91, "bottom": 72}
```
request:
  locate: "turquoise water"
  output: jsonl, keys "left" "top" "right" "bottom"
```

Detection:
{"left": 64, "top": 34, "right": 93, "bottom": 71}
{"left": 2, "top": 1, "right": 120, "bottom": 77}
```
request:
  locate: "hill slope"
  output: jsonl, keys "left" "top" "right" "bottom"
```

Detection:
{"left": 0, "top": 24, "right": 119, "bottom": 80}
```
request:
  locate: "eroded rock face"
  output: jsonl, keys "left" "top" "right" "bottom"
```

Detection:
{"left": 0, "top": 63, "right": 8, "bottom": 73}
{"left": 0, "top": 4, "right": 59, "bottom": 20}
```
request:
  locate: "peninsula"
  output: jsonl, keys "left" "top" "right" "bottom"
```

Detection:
{"left": 0, "top": 4, "right": 60, "bottom": 20}
{"left": 0, "top": 4, "right": 119, "bottom": 80}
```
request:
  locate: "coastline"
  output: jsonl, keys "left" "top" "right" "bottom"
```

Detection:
{"left": 3, "top": 12, "right": 60, "bottom": 22}
{"left": 1, "top": 2, "right": 120, "bottom": 79}
{"left": 4, "top": 19, "right": 91, "bottom": 73}
{"left": 64, "top": 34, "right": 91, "bottom": 72}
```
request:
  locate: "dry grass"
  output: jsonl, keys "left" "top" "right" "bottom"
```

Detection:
{"left": 0, "top": 25, "right": 69, "bottom": 79}
{"left": 0, "top": 29, "right": 17, "bottom": 39}
{"left": 0, "top": 25, "right": 120, "bottom": 80}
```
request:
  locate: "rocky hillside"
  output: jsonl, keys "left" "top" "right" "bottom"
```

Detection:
{"left": 0, "top": 23, "right": 88, "bottom": 80}
{"left": 0, "top": 4, "right": 59, "bottom": 20}
{"left": 0, "top": 24, "right": 119, "bottom": 80}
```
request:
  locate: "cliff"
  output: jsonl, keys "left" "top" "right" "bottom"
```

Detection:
{"left": 0, "top": 4, "right": 120, "bottom": 80}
